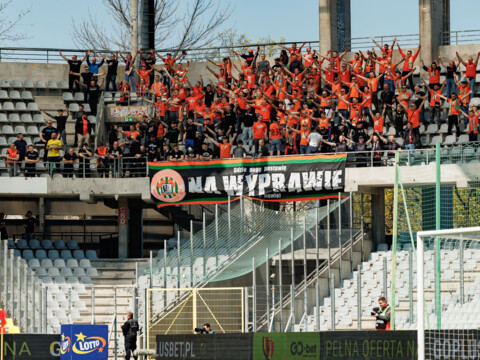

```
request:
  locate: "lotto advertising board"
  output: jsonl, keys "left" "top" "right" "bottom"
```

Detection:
{"left": 60, "top": 324, "right": 108, "bottom": 360}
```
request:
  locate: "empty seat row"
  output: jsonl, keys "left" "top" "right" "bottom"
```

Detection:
{"left": 0, "top": 79, "right": 68, "bottom": 90}
{"left": 0, "top": 113, "right": 44, "bottom": 123}
{"left": 0, "top": 90, "right": 34, "bottom": 101}
{"left": 20, "top": 248, "right": 98, "bottom": 261}
{"left": 15, "top": 238, "right": 80, "bottom": 250}
{"left": 28, "top": 258, "right": 93, "bottom": 270}
{"left": 1, "top": 102, "right": 39, "bottom": 112}
{"left": 34, "top": 266, "right": 98, "bottom": 278}
{"left": 1, "top": 125, "right": 39, "bottom": 136}
{"left": 62, "top": 92, "right": 86, "bottom": 102}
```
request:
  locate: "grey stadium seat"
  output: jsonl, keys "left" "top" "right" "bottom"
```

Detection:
{"left": 2, "top": 125, "right": 14, "bottom": 135}
{"left": 11, "top": 80, "right": 22, "bottom": 89}
{"left": 10, "top": 115, "right": 21, "bottom": 124}
{"left": 27, "top": 126, "right": 39, "bottom": 136}
{"left": 35, "top": 268, "right": 47, "bottom": 277}
{"left": 28, "top": 258, "right": 41, "bottom": 269}
{"left": 59, "top": 81, "right": 68, "bottom": 90}
{"left": 23, "top": 80, "right": 34, "bottom": 89}
{"left": 48, "top": 267, "right": 60, "bottom": 277}
{"left": 0, "top": 114, "right": 7, "bottom": 123}
{"left": 9, "top": 91, "right": 21, "bottom": 100}
{"left": 81, "top": 277, "right": 92, "bottom": 284}
{"left": 88, "top": 115, "right": 96, "bottom": 124}
{"left": 27, "top": 102, "right": 39, "bottom": 112}
{"left": 21, "top": 114, "right": 33, "bottom": 123}
{"left": 79, "top": 259, "right": 91, "bottom": 268}
{"left": 0, "top": 79, "right": 11, "bottom": 88}
{"left": 47, "top": 81, "right": 58, "bottom": 89}
{"left": 62, "top": 92, "right": 74, "bottom": 102}
{"left": 0, "top": 137, "right": 7, "bottom": 146}
{"left": 74, "top": 93, "right": 84, "bottom": 102}
{"left": 86, "top": 267, "right": 99, "bottom": 277}
{"left": 15, "top": 102, "right": 27, "bottom": 112}
{"left": 3, "top": 102, "right": 14, "bottom": 111}
{"left": 0, "top": 90, "right": 9, "bottom": 100}
{"left": 443, "top": 135, "right": 456, "bottom": 145}
{"left": 21, "top": 91, "right": 33, "bottom": 101}
{"left": 60, "top": 267, "right": 73, "bottom": 277}
{"left": 66, "top": 259, "right": 79, "bottom": 268}
{"left": 69, "top": 103, "right": 79, "bottom": 112}
{"left": 54, "top": 259, "right": 67, "bottom": 268}
{"left": 35, "top": 80, "right": 46, "bottom": 89}
{"left": 41, "top": 258, "right": 53, "bottom": 268}
{"left": 14, "top": 125, "right": 26, "bottom": 134}
{"left": 9, "top": 114, "right": 20, "bottom": 123}
{"left": 73, "top": 268, "right": 86, "bottom": 277}
{"left": 82, "top": 103, "right": 91, "bottom": 113}
{"left": 33, "top": 114, "right": 44, "bottom": 123}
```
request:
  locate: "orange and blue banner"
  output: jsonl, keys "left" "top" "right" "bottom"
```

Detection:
{"left": 149, "top": 154, "right": 347, "bottom": 207}
{"left": 60, "top": 325, "right": 108, "bottom": 360}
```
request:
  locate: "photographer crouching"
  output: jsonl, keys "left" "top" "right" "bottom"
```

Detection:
{"left": 372, "top": 296, "right": 391, "bottom": 330}
{"left": 194, "top": 323, "right": 215, "bottom": 334}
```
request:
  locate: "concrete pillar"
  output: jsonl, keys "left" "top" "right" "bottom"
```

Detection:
{"left": 38, "top": 197, "right": 45, "bottom": 233}
{"left": 128, "top": 207, "right": 143, "bottom": 258}
{"left": 118, "top": 197, "right": 129, "bottom": 258}
{"left": 371, "top": 189, "right": 386, "bottom": 250}
{"left": 318, "top": 0, "right": 351, "bottom": 54}
{"left": 419, "top": 0, "right": 450, "bottom": 65}
{"left": 131, "top": 0, "right": 139, "bottom": 54}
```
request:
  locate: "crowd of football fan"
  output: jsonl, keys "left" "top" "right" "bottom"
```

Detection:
{"left": 4, "top": 39, "right": 480, "bottom": 176}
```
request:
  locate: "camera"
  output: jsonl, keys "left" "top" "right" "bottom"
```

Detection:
{"left": 194, "top": 327, "right": 206, "bottom": 333}
{"left": 371, "top": 307, "right": 380, "bottom": 316}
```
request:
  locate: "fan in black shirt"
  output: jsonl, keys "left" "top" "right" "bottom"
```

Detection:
{"left": 106, "top": 52, "right": 119, "bottom": 92}
{"left": 24, "top": 145, "right": 39, "bottom": 177}
{"left": 59, "top": 50, "right": 87, "bottom": 91}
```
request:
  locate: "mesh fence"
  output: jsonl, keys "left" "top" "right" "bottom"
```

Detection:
{"left": 391, "top": 144, "right": 480, "bottom": 335}
{"left": 145, "top": 196, "right": 346, "bottom": 285}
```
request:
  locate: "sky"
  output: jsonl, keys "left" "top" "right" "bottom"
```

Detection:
{"left": 3, "top": 0, "right": 480, "bottom": 49}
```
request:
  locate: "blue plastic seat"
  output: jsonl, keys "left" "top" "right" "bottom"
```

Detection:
{"left": 48, "top": 249, "right": 60, "bottom": 260}
{"left": 73, "top": 250, "right": 85, "bottom": 260}
{"left": 41, "top": 239, "right": 54, "bottom": 250}
{"left": 67, "top": 240, "right": 80, "bottom": 250}
{"left": 14, "top": 249, "right": 21, "bottom": 257}
{"left": 85, "top": 250, "right": 98, "bottom": 260}
{"left": 35, "top": 249, "right": 47, "bottom": 260}
{"left": 54, "top": 240, "right": 67, "bottom": 250}
{"left": 29, "top": 239, "right": 41, "bottom": 250}
{"left": 17, "top": 239, "right": 28, "bottom": 249}
{"left": 22, "top": 249, "right": 34, "bottom": 260}
{"left": 7, "top": 239, "right": 15, "bottom": 249}
{"left": 61, "top": 250, "right": 73, "bottom": 260}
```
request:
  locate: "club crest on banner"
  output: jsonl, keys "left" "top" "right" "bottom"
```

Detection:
{"left": 151, "top": 169, "right": 186, "bottom": 203}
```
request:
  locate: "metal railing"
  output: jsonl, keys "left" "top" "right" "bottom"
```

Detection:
{"left": 0, "top": 156, "right": 149, "bottom": 178}
{"left": 442, "top": 30, "right": 480, "bottom": 46}
{"left": 1, "top": 144, "right": 479, "bottom": 178}
{"left": 2, "top": 29, "right": 480, "bottom": 64}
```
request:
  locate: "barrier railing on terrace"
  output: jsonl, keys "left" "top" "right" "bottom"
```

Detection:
{"left": 0, "top": 31, "right": 440, "bottom": 64}
{"left": 1, "top": 144, "right": 479, "bottom": 178}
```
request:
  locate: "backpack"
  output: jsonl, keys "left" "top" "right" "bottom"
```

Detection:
{"left": 127, "top": 319, "right": 139, "bottom": 337}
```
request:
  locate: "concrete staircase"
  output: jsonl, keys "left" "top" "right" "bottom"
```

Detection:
{"left": 75, "top": 259, "right": 148, "bottom": 359}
